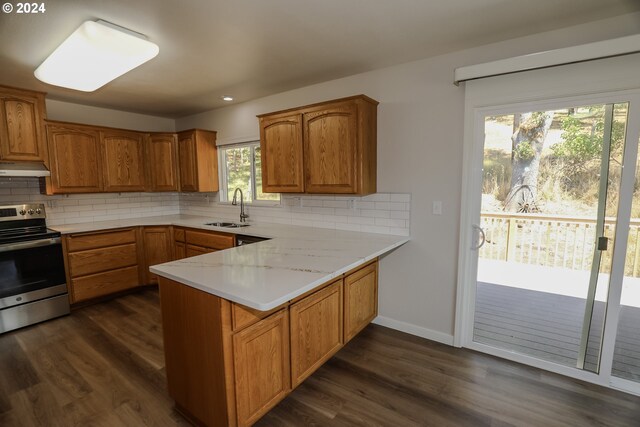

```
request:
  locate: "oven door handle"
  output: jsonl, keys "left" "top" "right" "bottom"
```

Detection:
{"left": 0, "top": 237, "right": 61, "bottom": 253}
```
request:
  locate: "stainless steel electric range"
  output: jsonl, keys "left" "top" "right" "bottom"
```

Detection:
{"left": 0, "top": 203, "right": 69, "bottom": 333}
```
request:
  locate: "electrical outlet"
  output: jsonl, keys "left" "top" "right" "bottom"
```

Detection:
{"left": 433, "top": 201, "right": 442, "bottom": 215}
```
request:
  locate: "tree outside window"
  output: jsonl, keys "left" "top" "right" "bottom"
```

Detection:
{"left": 220, "top": 143, "right": 280, "bottom": 204}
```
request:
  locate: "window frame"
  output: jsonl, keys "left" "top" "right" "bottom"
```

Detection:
{"left": 218, "top": 141, "right": 281, "bottom": 206}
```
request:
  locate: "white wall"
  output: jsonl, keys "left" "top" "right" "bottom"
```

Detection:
{"left": 46, "top": 99, "right": 175, "bottom": 132}
{"left": 176, "top": 13, "right": 640, "bottom": 344}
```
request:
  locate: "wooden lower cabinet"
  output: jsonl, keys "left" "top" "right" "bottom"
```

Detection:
{"left": 233, "top": 310, "right": 290, "bottom": 426}
{"left": 142, "top": 226, "right": 173, "bottom": 284}
{"left": 186, "top": 244, "right": 216, "bottom": 257}
{"left": 71, "top": 266, "right": 140, "bottom": 302}
{"left": 65, "top": 228, "right": 142, "bottom": 303}
{"left": 173, "top": 227, "right": 234, "bottom": 260}
{"left": 344, "top": 260, "right": 378, "bottom": 342}
{"left": 290, "top": 279, "right": 343, "bottom": 387}
{"left": 158, "top": 259, "right": 378, "bottom": 427}
{"left": 174, "top": 242, "right": 186, "bottom": 260}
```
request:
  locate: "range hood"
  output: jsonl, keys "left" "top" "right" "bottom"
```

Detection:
{"left": 0, "top": 162, "right": 51, "bottom": 177}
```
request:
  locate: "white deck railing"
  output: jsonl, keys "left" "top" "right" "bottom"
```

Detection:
{"left": 479, "top": 212, "right": 640, "bottom": 276}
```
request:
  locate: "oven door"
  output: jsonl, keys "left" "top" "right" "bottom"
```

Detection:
{"left": 0, "top": 237, "right": 67, "bottom": 308}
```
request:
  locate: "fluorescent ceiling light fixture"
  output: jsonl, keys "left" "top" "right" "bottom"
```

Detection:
{"left": 34, "top": 20, "right": 159, "bottom": 92}
{"left": 221, "top": 96, "right": 234, "bottom": 101}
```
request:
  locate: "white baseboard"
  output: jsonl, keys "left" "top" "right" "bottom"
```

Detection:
{"left": 372, "top": 316, "right": 455, "bottom": 346}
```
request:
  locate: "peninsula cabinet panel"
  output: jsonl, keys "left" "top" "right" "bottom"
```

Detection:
{"left": 290, "top": 279, "right": 343, "bottom": 388}
{"left": 233, "top": 309, "right": 290, "bottom": 427}
{"left": 101, "top": 129, "right": 146, "bottom": 192}
{"left": 0, "top": 86, "right": 48, "bottom": 162}
{"left": 47, "top": 123, "right": 103, "bottom": 194}
{"left": 178, "top": 129, "right": 218, "bottom": 192}
{"left": 259, "top": 113, "right": 304, "bottom": 192}
{"left": 303, "top": 101, "right": 358, "bottom": 194}
{"left": 158, "top": 278, "right": 232, "bottom": 427}
{"left": 344, "top": 260, "right": 378, "bottom": 342}
{"left": 147, "top": 133, "right": 179, "bottom": 191}
{"left": 142, "top": 226, "right": 173, "bottom": 284}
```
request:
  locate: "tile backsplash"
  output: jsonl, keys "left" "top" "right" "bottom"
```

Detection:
{"left": 181, "top": 193, "right": 411, "bottom": 236}
{"left": 0, "top": 178, "right": 180, "bottom": 226}
{"left": 0, "top": 178, "right": 410, "bottom": 236}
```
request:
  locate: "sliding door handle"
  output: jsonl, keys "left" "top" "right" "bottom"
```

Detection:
{"left": 472, "top": 225, "right": 486, "bottom": 250}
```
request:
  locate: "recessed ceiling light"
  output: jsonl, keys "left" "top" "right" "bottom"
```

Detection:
{"left": 221, "top": 96, "right": 234, "bottom": 101}
{"left": 34, "top": 20, "right": 159, "bottom": 92}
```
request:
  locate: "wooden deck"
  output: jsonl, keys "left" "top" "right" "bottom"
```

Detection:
{"left": 474, "top": 282, "right": 640, "bottom": 381}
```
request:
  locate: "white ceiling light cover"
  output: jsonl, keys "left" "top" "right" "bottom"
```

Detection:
{"left": 34, "top": 20, "right": 159, "bottom": 92}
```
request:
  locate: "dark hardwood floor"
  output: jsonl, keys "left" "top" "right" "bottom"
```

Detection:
{"left": 0, "top": 289, "right": 638, "bottom": 426}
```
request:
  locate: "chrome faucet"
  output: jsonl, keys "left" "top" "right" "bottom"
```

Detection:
{"left": 232, "top": 188, "right": 249, "bottom": 223}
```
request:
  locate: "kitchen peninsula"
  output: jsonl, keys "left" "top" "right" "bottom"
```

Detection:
{"left": 148, "top": 220, "right": 408, "bottom": 427}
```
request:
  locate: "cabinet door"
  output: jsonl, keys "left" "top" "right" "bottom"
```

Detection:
{"left": 143, "top": 226, "right": 173, "bottom": 284}
{"left": 0, "top": 91, "right": 47, "bottom": 162}
{"left": 174, "top": 242, "right": 186, "bottom": 260}
{"left": 178, "top": 132, "right": 198, "bottom": 191}
{"left": 303, "top": 101, "right": 358, "bottom": 193}
{"left": 259, "top": 114, "right": 304, "bottom": 192}
{"left": 344, "top": 261, "right": 378, "bottom": 342}
{"left": 147, "top": 133, "right": 179, "bottom": 191}
{"left": 234, "top": 310, "right": 290, "bottom": 427}
{"left": 47, "top": 124, "right": 103, "bottom": 193}
{"left": 290, "top": 279, "right": 343, "bottom": 387}
{"left": 101, "top": 130, "right": 146, "bottom": 192}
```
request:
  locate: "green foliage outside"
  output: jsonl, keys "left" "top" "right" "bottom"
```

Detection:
{"left": 483, "top": 103, "right": 633, "bottom": 216}
{"left": 224, "top": 145, "right": 280, "bottom": 203}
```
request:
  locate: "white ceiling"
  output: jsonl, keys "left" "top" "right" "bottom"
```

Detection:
{"left": 1, "top": 0, "right": 639, "bottom": 118}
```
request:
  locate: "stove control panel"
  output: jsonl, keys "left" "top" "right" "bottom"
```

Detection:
{"left": 0, "top": 204, "right": 46, "bottom": 221}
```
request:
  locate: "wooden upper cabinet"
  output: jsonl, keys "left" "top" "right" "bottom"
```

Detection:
{"left": 147, "top": 133, "right": 179, "bottom": 192}
{"left": 101, "top": 129, "right": 146, "bottom": 192}
{"left": 178, "top": 129, "right": 218, "bottom": 192}
{"left": 304, "top": 101, "right": 358, "bottom": 194}
{"left": 259, "top": 113, "right": 304, "bottom": 192}
{"left": 257, "top": 95, "right": 378, "bottom": 195}
{"left": 0, "top": 86, "right": 48, "bottom": 163}
{"left": 47, "top": 123, "right": 103, "bottom": 194}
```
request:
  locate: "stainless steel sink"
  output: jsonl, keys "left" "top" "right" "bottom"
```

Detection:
{"left": 205, "top": 221, "right": 250, "bottom": 228}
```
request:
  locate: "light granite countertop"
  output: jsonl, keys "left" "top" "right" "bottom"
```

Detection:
{"left": 51, "top": 215, "right": 409, "bottom": 311}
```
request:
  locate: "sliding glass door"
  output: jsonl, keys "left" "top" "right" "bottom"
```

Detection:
{"left": 463, "top": 92, "right": 640, "bottom": 392}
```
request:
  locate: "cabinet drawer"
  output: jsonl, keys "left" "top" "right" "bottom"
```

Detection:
{"left": 174, "top": 227, "right": 185, "bottom": 242}
{"left": 186, "top": 244, "right": 216, "bottom": 258}
{"left": 66, "top": 228, "right": 136, "bottom": 252}
{"left": 186, "top": 230, "right": 235, "bottom": 250}
{"left": 68, "top": 243, "right": 138, "bottom": 277}
{"left": 71, "top": 265, "right": 140, "bottom": 302}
